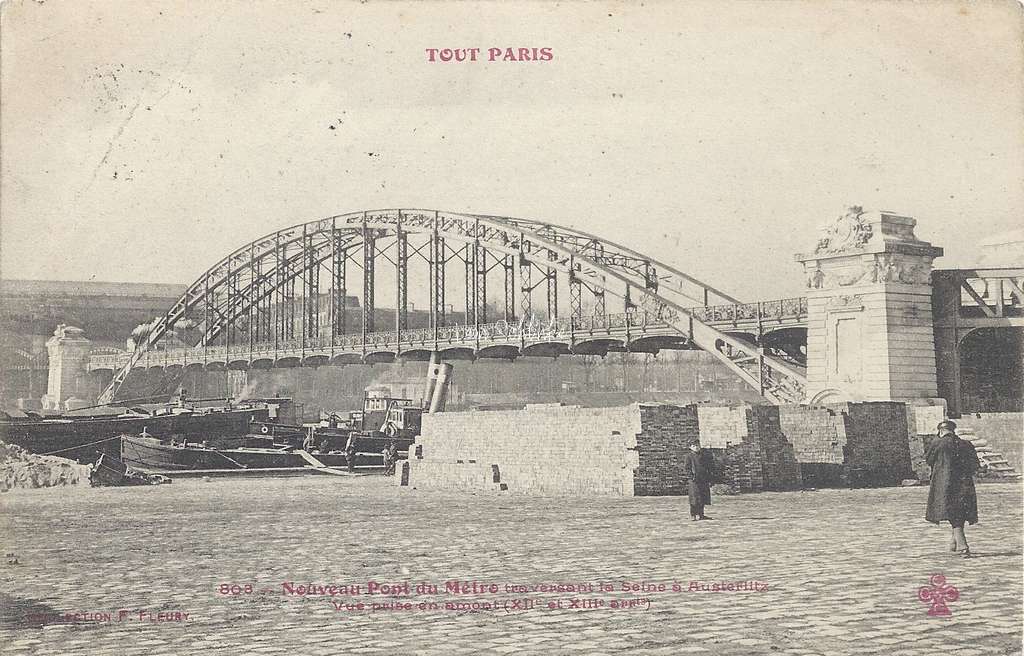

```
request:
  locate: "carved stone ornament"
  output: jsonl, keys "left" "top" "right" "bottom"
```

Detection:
{"left": 826, "top": 294, "right": 863, "bottom": 310}
{"left": 806, "top": 266, "right": 826, "bottom": 289}
{"left": 804, "top": 266, "right": 864, "bottom": 289}
{"left": 815, "top": 205, "right": 873, "bottom": 254}
{"left": 805, "top": 254, "right": 932, "bottom": 289}
{"left": 855, "top": 254, "right": 931, "bottom": 285}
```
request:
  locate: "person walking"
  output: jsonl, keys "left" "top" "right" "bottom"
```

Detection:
{"left": 684, "top": 442, "right": 713, "bottom": 520}
{"left": 926, "top": 420, "right": 980, "bottom": 556}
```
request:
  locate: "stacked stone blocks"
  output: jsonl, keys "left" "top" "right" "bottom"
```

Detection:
{"left": 401, "top": 401, "right": 917, "bottom": 496}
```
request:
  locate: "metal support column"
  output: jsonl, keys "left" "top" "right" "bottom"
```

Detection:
{"left": 304, "top": 230, "right": 319, "bottom": 341}
{"left": 503, "top": 254, "right": 515, "bottom": 323}
{"left": 464, "top": 244, "right": 474, "bottom": 326}
{"left": 203, "top": 276, "right": 210, "bottom": 365}
{"left": 332, "top": 233, "right": 347, "bottom": 338}
{"left": 249, "top": 245, "right": 257, "bottom": 356}
{"left": 569, "top": 274, "right": 583, "bottom": 326}
{"left": 260, "top": 257, "right": 271, "bottom": 344}
{"left": 519, "top": 255, "right": 532, "bottom": 321}
{"left": 362, "top": 222, "right": 375, "bottom": 335}
{"left": 546, "top": 266, "right": 558, "bottom": 320}
{"left": 274, "top": 235, "right": 283, "bottom": 351}
{"left": 226, "top": 262, "right": 235, "bottom": 351}
{"left": 474, "top": 241, "right": 486, "bottom": 326}
{"left": 301, "top": 226, "right": 308, "bottom": 350}
{"left": 430, "top": 231, "right": 446, "bottom": 331}
{"left": 396, "top": 224, "right": 408, "bottom": 332}
{"left": 286, "top": 275, "right": 295, "bottom": 340}
{"left": 593, "top": 288, "right": 605, "bottom": 319}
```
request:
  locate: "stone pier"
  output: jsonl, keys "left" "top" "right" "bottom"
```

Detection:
{"left": 40, "top": 324, "right": 94, "bottom": 411}
{"left": 796, "top": 207, "right": 944, "bottom": 405}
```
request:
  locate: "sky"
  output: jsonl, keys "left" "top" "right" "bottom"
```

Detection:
{"left": 1, "top": 0, "right": 1021, "bottom": 302}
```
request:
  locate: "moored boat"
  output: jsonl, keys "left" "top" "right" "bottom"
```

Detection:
{"left": 120, "top": 434, "right": 359, "bottom": 471}
{"left": 0, "top": 398, "right": 287, "bottom": 464}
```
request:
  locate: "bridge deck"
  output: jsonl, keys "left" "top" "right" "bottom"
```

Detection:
{"left": 88, "top": 300, "right": 808, "bottom": 372}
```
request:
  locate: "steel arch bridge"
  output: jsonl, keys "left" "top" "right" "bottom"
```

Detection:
{"left": 96, "top": 209, "right": 808, "bottom": 404}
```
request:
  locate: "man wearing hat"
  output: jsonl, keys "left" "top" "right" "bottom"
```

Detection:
{"left": 684, "top": 442, "right": 713, "bottom": 520}
{"left": 925, "top": 420, "right": 981, "bottom": 556}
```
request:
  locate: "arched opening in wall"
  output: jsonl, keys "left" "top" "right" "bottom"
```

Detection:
{"left": 959, "top": 327, "right": 1023, "bottom": 413}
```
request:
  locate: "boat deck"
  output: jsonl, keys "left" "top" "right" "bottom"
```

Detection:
{"left": 136, "top": 465, "right": 386, "bottom": 478}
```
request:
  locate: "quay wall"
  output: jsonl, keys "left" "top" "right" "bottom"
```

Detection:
{"left": 400, "top": 401, "right": 918, "bottom": 496}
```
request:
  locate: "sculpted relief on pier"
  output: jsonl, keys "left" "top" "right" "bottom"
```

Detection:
{"left": 804, "top": 254, "right": 931, "bottom": 290}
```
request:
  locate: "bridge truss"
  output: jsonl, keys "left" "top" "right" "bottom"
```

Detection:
{"left": 97, "top": 210, "right": 807, "bottom": 404}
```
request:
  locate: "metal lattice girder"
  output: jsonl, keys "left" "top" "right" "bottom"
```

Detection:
{"left": 99, "top": 209, "right": 805, "bottom": 404}
{"left": 362, "top": 226, "right": 375, "bottom": 335}
{"left": 332, "top": 230, "right": 347, "bottom": 337}
{"left": 569, "top": 268, "right": 583, "bottom": 324}
{"left": 430, "top": 232, "right": 446, "bottom": 330}
{"left": 593, "top": 288, "right": 606, "bottom": 318}
{"left": 476, "top": 214, "right": 740, "bottom": 306}
{"left": 396, "top": 225, "right": 408, "bottom": 332}
{"left": 519, "top": 254, "right": 532, "bottom": 320}
{"left": 546, "top": 261, "right": 558, "bottom": 319}
{"left": 226, "top": 260, "right": 237, "bottom": 348}
{"left": 463, "top": 244, "right": 474, "bottom": 325}
{"left": 474, "top": 241, "right": 487, "bottom": 325}
{"left": 304, "top": 228, "right": 319, "bottom": 340}
{"left": 249, "top": 246, "right": 258, "bottom": 347}
{"left": 503, "top": 254, "right": 515, "bottom": 322}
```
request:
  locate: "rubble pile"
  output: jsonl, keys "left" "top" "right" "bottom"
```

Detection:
{"left": 0, "top": 441, "right": 92, "bottom": 492}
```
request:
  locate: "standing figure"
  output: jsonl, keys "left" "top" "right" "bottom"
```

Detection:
{"left": 345, "top": 435, "right": 358, "bottom": 473}
{"left": 926, "top": 420, "right": 980, "bottom": 556}
{"left": 382, "top": 440, "right": 398, "bottom": 476}
{"left": 684, "top": 442, "right": 713, "bottom": 521}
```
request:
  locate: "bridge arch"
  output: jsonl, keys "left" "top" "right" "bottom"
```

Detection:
{"left": 98, "top": 210, "right": 807, "bottom": 404}
{"left": 957, "top": 326, "right": 1023, "bottom": 413}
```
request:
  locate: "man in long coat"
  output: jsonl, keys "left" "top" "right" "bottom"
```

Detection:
{"left": 684, "top": 442, "right": 713, "bottom": 520}
{"left": 926, "top": 420, "right": 980, "bottom": 556}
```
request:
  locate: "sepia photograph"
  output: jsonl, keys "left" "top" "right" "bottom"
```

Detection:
{"left": 1, "top": 1, "right": 1022, "bottom": 654}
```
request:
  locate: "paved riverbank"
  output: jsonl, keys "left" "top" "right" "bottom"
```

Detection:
{"left": 1, "top": 476, "right": 1021, "bottom": 655}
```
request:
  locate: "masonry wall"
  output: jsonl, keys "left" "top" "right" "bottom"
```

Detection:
{"left": 777, "top": 402, "right": 915, "bottom": 487}
{"left": 634, "top": 405, "right": 698, "bottom": 496}
{"left": 401, "top": 405, "right": 642, "bottom": 496}
{"left": 401, "top": 401, "right": 917, "bottom": 497}
{"left": 697, "top": 406, "right": 803, "bottom": 492}
{"left": 836, "top": 402, "right": 916, "bottom": 486}
{"left": 954, "top": 413, "right": 1024, "bottom": 473}
{"left": 778, "top": 405, "right": 846, "bottom": 487}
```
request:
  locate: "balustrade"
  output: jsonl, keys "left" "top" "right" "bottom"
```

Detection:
{"left": 90, "top": 297, "right": 808, "bottom": 371}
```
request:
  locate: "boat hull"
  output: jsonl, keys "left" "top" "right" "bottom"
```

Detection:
{"left": 121, "top": 435, "right": 357, "bottom": 471}
{"left": 0, "top": 406, "right": 271, "bottom": 464}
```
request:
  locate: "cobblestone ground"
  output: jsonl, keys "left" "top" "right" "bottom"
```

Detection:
{"left": 1, "top": 476, "right": 1021, "bottom": 655}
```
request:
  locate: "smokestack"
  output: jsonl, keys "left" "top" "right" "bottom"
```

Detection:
{"left": 423, "top": 351, "right": 441, "bottom": 409}
{"left": 429, "top": 363, "right": 453, "bottom": 414}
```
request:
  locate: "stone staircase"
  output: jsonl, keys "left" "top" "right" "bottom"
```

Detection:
{"left": 959, "top": 429, "right": 1021, "bottom": 479}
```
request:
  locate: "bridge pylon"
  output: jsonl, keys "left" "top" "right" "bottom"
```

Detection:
{"left": 796, "top": 207, "right": 944, "bottom": 405}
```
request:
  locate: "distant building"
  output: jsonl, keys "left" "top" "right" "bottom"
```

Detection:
{"left": 0, "top": 279, "right": 187, "bottom": 406}
{"left": 1, "top": 279, "right": 187, "bottom": 348}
